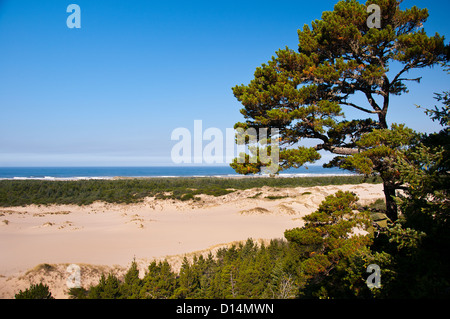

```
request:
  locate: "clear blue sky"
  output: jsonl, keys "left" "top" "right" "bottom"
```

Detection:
{"left": 0, "top": 0, "right": 449, "bottom": 167}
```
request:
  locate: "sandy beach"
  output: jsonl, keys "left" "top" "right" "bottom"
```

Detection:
{"left": 0, "top": 183, "right": 384, "bottom": 299}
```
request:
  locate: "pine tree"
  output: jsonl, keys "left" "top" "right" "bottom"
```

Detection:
{"left": 120, "top": 260, "right": 142, "bottom": 299}
{"left": 174, "top": 257, "right": 199, "bottom": 299}
{"left": 87, "top": 273, "right": 122, "bottom": 299}
{"left": 15, "top": 283, "right": 54, "bottom": 299}
{"left": 140, "top": 260, "right": 177, "bottom": 299}
{"left": 230, "top": 0, "right": 448, "bottom": 221}
{"left": 284, "top": 191, "right": 373, "bottom": 297}
{"left": 266, "top": 260, "right": 297, "bottom": 299}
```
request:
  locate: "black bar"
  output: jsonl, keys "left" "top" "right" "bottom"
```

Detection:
{"left": 0, "top": 299, "right": 443, "bottom": 318}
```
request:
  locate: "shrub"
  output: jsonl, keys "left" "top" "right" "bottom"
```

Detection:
{"left": 15, "top": 283, "right": 54, "bottom": 299}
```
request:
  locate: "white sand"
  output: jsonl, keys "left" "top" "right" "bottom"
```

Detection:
{"left": 0, "top": 183, "right": 383, "bottom": 298}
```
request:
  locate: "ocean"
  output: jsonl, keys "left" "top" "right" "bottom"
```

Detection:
{"left": 0, "top": 166, "right": 353, "bottom": 180}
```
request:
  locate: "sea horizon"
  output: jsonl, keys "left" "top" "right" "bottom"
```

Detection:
{"left": 0, "top": 165, "right": 355, "bottom": 180}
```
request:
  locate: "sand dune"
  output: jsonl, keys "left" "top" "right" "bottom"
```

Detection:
{"left": 0, "top": 183, "right": 383, "bottom": 298}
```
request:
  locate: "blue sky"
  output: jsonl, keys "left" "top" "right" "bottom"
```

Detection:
{"left": 0, "top": 0, "right": 449, "bottom": 167}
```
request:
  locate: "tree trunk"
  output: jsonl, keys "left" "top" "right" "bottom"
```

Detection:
{"left": 378, "top": 110, "right": 398, "bottom": 221}
{"left": 383, "top": 180, "right": 398, "bottom": 222}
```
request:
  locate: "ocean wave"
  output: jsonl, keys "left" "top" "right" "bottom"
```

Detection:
{"left": 287, "top": 174, "right": 356, "bottom": 177}
{"left": 209, "top": 173, "right": 357, "bottom": 178}
{"left": 0, "top": 173, "right": 358, "bottom": 180}
{"left": 0, "top": 176, "right": 115, "bottom": 181}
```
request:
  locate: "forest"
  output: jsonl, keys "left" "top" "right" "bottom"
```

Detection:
{"left": 0, "top": 175, "right": 377, "bottom": 207}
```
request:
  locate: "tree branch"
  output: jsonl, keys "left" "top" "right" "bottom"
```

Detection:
{"left": 315, "top": 144, "right": 359, "bottom": 155}
{"left": 396, "top": 77, "right": 422, "bottom": 83}
{"left": 340, "top": 101, "right": 381, "bottom": 114}
{"left": 364, "top": 91, "right": 382, "bottom": 112}
{"left": 391, "top": 63, "right": 416, "bottom": 86}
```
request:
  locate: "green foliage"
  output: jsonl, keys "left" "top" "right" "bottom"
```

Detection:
{"left": 15, "top": 283, "right": 54, "bottom": 299}
{"left": 69, "top": 239, "right": 294, "bottom": 299}
{"left": 0, "top": 175, "right": 378, "bottom": 207}
{"left": 285, "top": 191, "right": 373, "bottom": 298}
{"left": 87, "top": 273, "right": 122, "bottom": 299}
{"left": 174, "top": 257, "right": 201, "bottom": 298}
{"left": 361, "top": 90, "right": 450, "bottom": 298}
{"left": 395, "top": 92, "right": 449, "bottom": 240}
{"left": 265, "top": 195, "right": 289, "bottom": 200}
{"left": 426, "top": 91, "right": 450, "bottom": 127}
{"left": 68, "top": 287, "right": 89, "bottom": 299}
{"left": 120, "top": 261, "right": 142, "bottom": 299}
{"left": 343, "top": 124, "right": 420, "bottom": 186}
{"left": 140, "top": 260, "right": 177, "bottom": 299}
{"left": 367, "top": 198, "right": 385, "bottom": 211}
{"left": 374, "top": 91, "right": 450, "bottom": 298}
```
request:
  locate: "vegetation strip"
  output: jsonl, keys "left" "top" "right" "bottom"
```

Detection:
{"left": 0, "top": 175, "right": 380, "bottom": 207}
